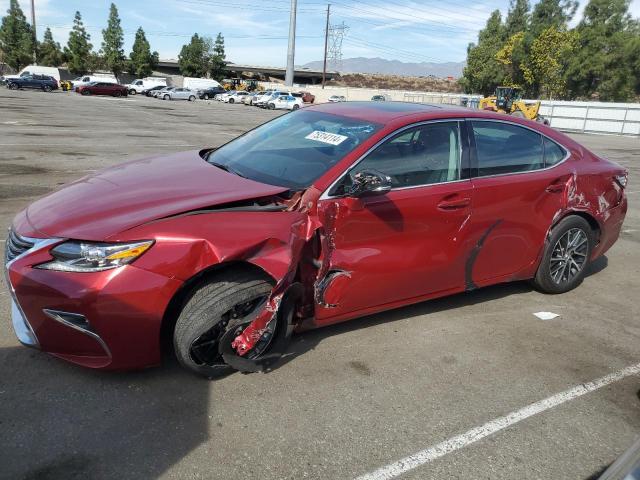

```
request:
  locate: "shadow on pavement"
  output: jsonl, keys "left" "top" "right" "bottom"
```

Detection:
{"left": 0, "top": 347, "right": 209, "bottom": 480}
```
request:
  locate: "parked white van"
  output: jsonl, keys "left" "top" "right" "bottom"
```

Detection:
{"left": 1, "top": 65, "right": 61, "bottom": 84}
{"left": 126, "top": 77, "right": 167, "bottom": 95}
{"left": 182, "top": 77, "right": 221, "bottom": 91}
{"left": 72, "top": 74, "right": 118, "bottom": 89}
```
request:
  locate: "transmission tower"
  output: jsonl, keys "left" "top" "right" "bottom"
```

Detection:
{"left": 328, "top": 22, "right": 348, "bottom": 71}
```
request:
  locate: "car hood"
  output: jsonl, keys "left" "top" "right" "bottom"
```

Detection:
{"left": 24, "top": 150, "right": 289, "bottom": 241}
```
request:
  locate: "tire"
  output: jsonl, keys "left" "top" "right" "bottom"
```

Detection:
{"left": 533, "top": 215, "right": 594, "bottom": 294}
{"left": 203, "top": 94, "right": 209, "bottom": 100}
{"left": 173, "top": 270, "right": 272, "bottom": 378}
{"left": 81, "top": 89, "right": 90, "bottom": 96}
{"left": 114, "top": 91, "right": 122, "bottom": 97}
{"left": 129, "top": 89, "right": 136, "bottom": 95}
{"left": 163, "top": 94, "right": 170, "bottom": 100}
{"left": 42, "top": 85, "right": 52, "bottom": 92}
{"left": 229, "top": 98, "right": 234, "bottom": 104}
{"left": 268, "top": 103, "right": 275, "bottom": 110}
{"left": 189, "top": 95, "right": 196, "bottom": 102}
{"left": 292, "top": 104, "right": 300, "bottom": 110}
{"left": 8, "top": 83, "right": 18, "bottom": 90}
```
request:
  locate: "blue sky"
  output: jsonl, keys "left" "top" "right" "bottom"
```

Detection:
{"left": 2, "top": 0, "right": 640, "bottom": 67}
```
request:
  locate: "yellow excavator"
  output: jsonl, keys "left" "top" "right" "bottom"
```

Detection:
{"left": 479, "top": 86, "right": 548, "bottom": 124}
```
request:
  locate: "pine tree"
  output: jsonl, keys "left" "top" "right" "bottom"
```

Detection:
{"left": 0, "top": 0, "right": 35, "bottom": 70}
{"left": 566, "top": 0, "right": 637, "bottom": 100}
{"left": 38, "top": 27, "right": 63, "bottom": 66}
{"left": 101, "top": 3, "right": 125, "bottom": 77}
{"left": 178, "top": 33, "right": 211, "bottom": 77}
{"left": 529, "top": 0, "right": 578, "bottom": 37}
{"left": 128, "top": 27, "right": 158, "bottom": 77}
{"left": 504, "top": 0, "right": 530, "bottom": 37}
{"left": 65, "top": 11, "right": 92, "bottom": 75}
{"left": 209, "top": 33, "right": 226, "bottom": 80}
{"left": 461, "top": 10, "right": 505, "bottom": 95}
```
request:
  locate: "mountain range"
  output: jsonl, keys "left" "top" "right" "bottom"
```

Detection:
{"left": 301, "top": 57, "right": 465, "bottom": 78}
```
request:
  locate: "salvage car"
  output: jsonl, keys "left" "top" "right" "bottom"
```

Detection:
{"left": 162, "top": 87, "right": 197, "bottom": 101}
{"left": 76, "top": 82, "right": 128, "bottom": 97}
{"left": 6, "top": 74, "right": 58, "bottom": 92}
{"left": 267, "top": 94, "right": 303, "bottom": 110}
{"left": 4, "top": 102, "right": 628, "bottom": 378}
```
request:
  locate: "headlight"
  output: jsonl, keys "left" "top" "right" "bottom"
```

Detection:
{"left": 37, "top": 240, "right": 153, "bottom": 272}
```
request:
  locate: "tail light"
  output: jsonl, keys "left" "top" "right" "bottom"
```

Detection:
{"left": 614, "top": 172, "right": 628, "bottom": 189}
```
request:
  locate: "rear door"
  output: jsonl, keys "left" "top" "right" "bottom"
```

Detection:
{"left": 314, "top": 120, "right": 473, "bottom": 323}
{"left": 466, "top": 119, "right": 571, "bottom": 288}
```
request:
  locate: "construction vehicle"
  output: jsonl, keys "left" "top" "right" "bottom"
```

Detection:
{"left": 479, "top": 86, "right": 548, "bottom": 124}
{"left": 222, "top": 78, "right": 260, "bottom": 92}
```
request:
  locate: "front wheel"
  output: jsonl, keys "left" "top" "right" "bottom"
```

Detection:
{"left": 268, "top": 103, "right": 275, "bottom": 110}
{"left": 292, "top": 104, "right": 300, "bottom": 110}
{"left": 42, "top": 85, "right": 52, "bottom": 92}
{"left": 229, "top": 98, "right": 234, "bottom": 104}
{"left": 203, "top": 94, "right": 209, "bottom": 100}
{"left": 173, "top": 271, "right": 272, "bottom": 378}
{"left": 188, "top": 95, "right": 196, "bottom": 101}
{"left": 163, "top": 94, "right": 170, "bottom": 100}
{"left": 8, "top": 83, "right": 18, "bottom": 90}
{"left": 129, "top": 89, "right": 136, "bottom": 95}
{"left": 533, "top": 216, "right": 594, "bottom": 294}
{"left": 81, "top": 89, "right": 90, "bottom": 96}
{"left": 114, "top": 91, "right": 122, "bottom": 97}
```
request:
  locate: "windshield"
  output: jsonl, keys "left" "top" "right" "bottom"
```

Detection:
{"left": 206, "top": 110, "right": 381, "bottom": 190}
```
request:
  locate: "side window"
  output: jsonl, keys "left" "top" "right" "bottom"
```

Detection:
{"left": 472, "top": 121, "right": 543, "bottom": 176}
{"left": 351, "top": 122, "right": 461, "bottom": 189}
{"left": 543, "top": 137, "right": 566, "bottom": 166}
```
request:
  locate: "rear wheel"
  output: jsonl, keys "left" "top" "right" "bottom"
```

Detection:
{"left": 42, "top": 85, "right": 52, "bottom": 92}
{"left": 163, "top": 94, "right": 170, "bottom": 100}
{"left": 114, "top": 91, "right": 122, "bottom": 97}
{"left": 81, "top": 89, "right": 90, "bottom": 95}
{"left": 203, "top": 94, "right": 209, "bottom": 100}
{"left": 8, "top": 83, "right": 18, "bottom": 90}
{"left": 173, "top": 271, "right": 272, "bottom": 378}
{"left": 533, "top": 216, "right": 593, "bottom": 294}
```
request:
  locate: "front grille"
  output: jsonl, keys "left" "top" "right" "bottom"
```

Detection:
{"left": 5, "top": 229, "right": 35, "bottom": 263}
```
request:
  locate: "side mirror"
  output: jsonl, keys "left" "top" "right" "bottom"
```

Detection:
{"left": 348, "top": 169, "right": 392, "bottom": 198}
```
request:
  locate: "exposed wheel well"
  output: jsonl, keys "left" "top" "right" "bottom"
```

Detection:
{"left": 555, "top": 211, "right": 601, "bottom": 245}
{"left": 159, "top": 261, "right": 275, "bottom": 357}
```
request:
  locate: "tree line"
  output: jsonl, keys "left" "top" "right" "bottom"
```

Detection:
{"left": 461, "top": 0, "right": 640, "bottom": 101}
{"left": 0, "top": 0, "right": 227, "bottom": 80}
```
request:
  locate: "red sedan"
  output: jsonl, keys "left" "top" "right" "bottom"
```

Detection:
{"left": 4, "top": 103, "right": 628, "bottom": 377}
{"left": 76, "top": 82, "right": 128, "bottom": 97}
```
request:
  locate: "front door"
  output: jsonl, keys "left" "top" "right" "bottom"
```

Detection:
{"left": 315, "top": 120, "right": 473, "bottom": 323}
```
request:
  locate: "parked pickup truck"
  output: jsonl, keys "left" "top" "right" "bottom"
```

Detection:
{"left": 6, "top": 74, "right": 58, "bottom": 91}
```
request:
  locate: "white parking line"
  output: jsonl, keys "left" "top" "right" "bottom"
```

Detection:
{"left": 355, "top": 363, "right": 640, "bottom": 480}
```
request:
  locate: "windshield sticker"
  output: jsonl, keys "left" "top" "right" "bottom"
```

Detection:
{"left": 305, "top": 131, "right": 349, "bottom": 146}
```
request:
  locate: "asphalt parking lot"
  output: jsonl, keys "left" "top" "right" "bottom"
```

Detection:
{"left": 0, "top": 89, "right": 638, "bottom": 480}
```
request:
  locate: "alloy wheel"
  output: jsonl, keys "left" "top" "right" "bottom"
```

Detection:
{"left": 549, "top": 228, "right": 588, "bottom": 285}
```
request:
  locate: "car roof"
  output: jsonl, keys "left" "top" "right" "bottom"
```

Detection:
{"left": 307, "top": 101, "right": 468, "bottom": 123}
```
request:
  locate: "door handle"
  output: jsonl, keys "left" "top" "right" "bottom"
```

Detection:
{"left": 437, "top": 197, "right": 471, "bottom": 210}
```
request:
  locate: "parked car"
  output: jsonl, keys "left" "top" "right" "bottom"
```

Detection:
{"left": 371, "top": 94, "right": 390, "bottom": 101}
{"left": 1, "top": 65, "right": 60, "bottom": 85}
{"left": 198, "top": 86, "right": 226, "bottom": 100}
{"left": 241, "top": 92, "right": 256, "bottom": 105}
{"left": 298, "top": 91, "right": 315, "bottom": 103}
{"left": 328, "top": 95, "right": 346, "bottom": 102}
{"left": 4, "top": 103, "right": 628, "bottom": 377}
{"left": 76, "top": 82, "right": 128, "bottom": 97}
{"left": 163, "top": 88, "right": 197, "bottom": 101}
{"left": 215, "top": 90, "right": 235, "bottom": 102}
{"left": 142, "top": 85, "right": 166, "bottom": 97}
{"left": 6, "top": 74, "right": 58, "bottom": 92}
{"left": 126, "top": 77, "right": 166, "bottom": 95}
{"left": 252, "top": 89, "right": 275, "bottom": 107}
{"left": 257, "top": 90, "right": 292, "bottom": 108}
{"left": 153, "top": 86, "right": 175, "bottom": 98}
{"left": 225, "top": 91, "right": 250, "bottom": 103}
{"left": 72, "top": 74, "right": 118, "bottom": 90}
{"left": 267, "top": 94, "right": 303, "bottom": 110}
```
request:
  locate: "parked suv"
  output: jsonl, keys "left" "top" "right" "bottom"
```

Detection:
{"left": 6, "top": 74, "right": 58, "bottom": 92}
{"left": 198, "top": 86, "right": 226, "bottom": 100}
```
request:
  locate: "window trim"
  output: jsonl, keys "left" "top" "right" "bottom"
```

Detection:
{"left": 467, "top": 118, "right": 570, "bottom": 180}
{"left": 321, "top": 119, "right": 469, "bottom": 200}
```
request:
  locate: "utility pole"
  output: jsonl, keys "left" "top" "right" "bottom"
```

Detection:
{"left": 322, "top": 4, "right": 330, "bottom": 89}
{"left": 285, "top": 0, "right": 297, "bottom": 87}
{"left": 31, "top": 0, "right": 37, "bottom": 63}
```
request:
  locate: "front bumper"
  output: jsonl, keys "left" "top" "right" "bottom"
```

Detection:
{"left": 4, "top": 233, "right": 183, "bottom": 370}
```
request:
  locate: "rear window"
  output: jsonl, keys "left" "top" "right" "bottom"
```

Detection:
{"left": 471, "top": 121, "right": 544, "bottom": 176}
